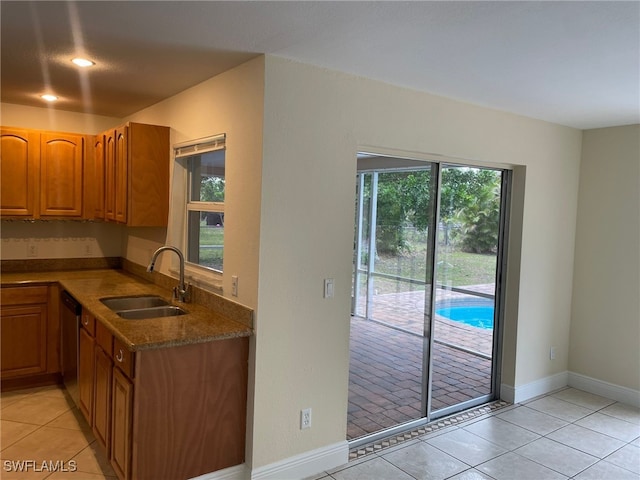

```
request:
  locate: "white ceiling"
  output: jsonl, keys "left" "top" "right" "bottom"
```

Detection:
{"left": 2, "top": 1, "right": 638, "bottom": 129}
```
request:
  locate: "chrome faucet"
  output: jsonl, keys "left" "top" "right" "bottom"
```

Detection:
{"left": 147, "top": 246, "right": 191, "bottom": 303}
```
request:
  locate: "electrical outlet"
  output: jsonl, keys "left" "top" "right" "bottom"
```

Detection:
{"left": 231, "top": 275, "right": 239, "bottom": 297}
{"left": 27, "top": 244, "right": 38, "bottom": 257}
{"left": 300, "top": 408, "right": 312, "bottom": 429}
{"left": 550, "top": 346, "right": 556, "bottom": 360}
{"left": 84, "top": 243, "right": 93, "bottom": 256}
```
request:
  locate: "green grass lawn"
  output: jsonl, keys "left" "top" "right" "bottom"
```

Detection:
{"left": 359, "top": 225, "right": 497, "bottom": 291}
{"left": 196, "top": 225, "right": 224, "bottom": 271}
{"left": 368, "top": 246, "right": 496, "bottom": 294}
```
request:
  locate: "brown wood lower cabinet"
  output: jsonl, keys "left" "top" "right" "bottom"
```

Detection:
{"left": 131, "top": 338, "right": 249, "bottom": 479}
{"left": 93, "top": 341, "right": 113, "bottom": 453}
{"left": 1, "top": 304, "right": 47, "bottom": 377}
{"left": 78, "top": 326, "right": 95, "bottom": 422}
{"left": 80, "top": 309, "right": 249, "bottom": 480}
{"left": 111, "top": 368, "right": 133, "bottom": 480}
{"left": 0, "top": 284, "right": 61, "bottom": 389}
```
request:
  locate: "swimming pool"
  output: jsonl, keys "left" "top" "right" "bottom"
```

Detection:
{"left": 435, "top": 300, "right": 494, "bottom": 329}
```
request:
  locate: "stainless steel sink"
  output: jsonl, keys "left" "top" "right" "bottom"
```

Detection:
{"left": 100, "top": 295, "right": 187, "bottom": 319}
{"left": 100, "top": 295, "right": 169, "bottom": 311}
{"left": 116, "top": 305, "right": 187, "bottom": 320}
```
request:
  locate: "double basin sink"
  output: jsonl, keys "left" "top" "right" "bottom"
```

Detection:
{"left": 101, "top": 295, "right": 187, "bottom": 320}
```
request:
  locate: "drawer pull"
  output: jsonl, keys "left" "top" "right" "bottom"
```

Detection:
{"left": 116, "top": 349, "right": 124, "bottom": 362}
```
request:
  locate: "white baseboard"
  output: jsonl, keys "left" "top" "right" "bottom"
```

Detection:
{"left": 501, "top": 371, "right": 640, "bottom": 407}
{"left": 501, "top": 371, "right": 568, "bottom": 404}
{"left": 250, "top": 441, "right": 349, "bottom": 480}
{"left": 568, "top": 372, "right": 640, "bottom": 408}
{"left": 190, "top": 463, "right": 248, "bottom": 480}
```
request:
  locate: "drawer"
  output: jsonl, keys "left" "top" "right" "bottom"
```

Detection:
{"left": 112, "top": 337, "right": 135, "bottom": 379}
{"left": 95, "top": 321, "right": 113, "bottom": 354}
{"left": 1, "top": 285, "right": 48, "bottom": 305}
{"left": 81, "top": 312, "right": 96, "bottom": 336}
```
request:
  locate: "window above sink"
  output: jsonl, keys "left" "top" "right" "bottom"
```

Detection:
{"left": 175, "top": 134, "right": 226, "bottom": 275}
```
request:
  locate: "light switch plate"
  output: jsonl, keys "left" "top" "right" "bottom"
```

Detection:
{"left": 323, "top": 278, "right": 334, "bottom": 298}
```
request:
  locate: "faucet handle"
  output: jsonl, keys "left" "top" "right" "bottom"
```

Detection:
{"left": 173, "top": 283, "right": 192, "bottom": 303}
{"left": 183, "top": 283, "right": 192, "bottom": 303}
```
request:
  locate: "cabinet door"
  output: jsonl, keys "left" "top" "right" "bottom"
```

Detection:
{"left": 92, "top": 134, "right": 106, "bottom": 219}
{"left": 104, "top": 130, "right": 116, "bottom": 221}
{"left": 0, "top": 128, "right": 40, "bottom": 217}
{"left": 114, "top": 126, "right": 128, "bottom": 224}
{"left": 111, "top": 367, "right": 133, "bottom": 480}
{"left": 40, "top": 132, "right": 84, "bottom": 217}
{"left": 0, "top": 304, "right": 47, "bottom": 378}
{"left": 127, "top": 123, "right": 169, "bottom": 226}
{"left": 93, "top": 346, "right": 113, "bottom": 454}
{"left": 78, "top": 327, "right": 95, "bottom": 424}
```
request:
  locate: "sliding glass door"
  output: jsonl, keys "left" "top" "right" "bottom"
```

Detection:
{"left": 427, "top": 165, "right": 508, "bottom": 416}
{"left": 349, "top": 156, "right": 509, "bottom": 444}
{"left": 351, "top": 165, "right": 437, "bottom": 440}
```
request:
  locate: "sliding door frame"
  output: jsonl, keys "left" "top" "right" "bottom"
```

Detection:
{"left": 349, "top": 156, "right": 511, "bottom": 447}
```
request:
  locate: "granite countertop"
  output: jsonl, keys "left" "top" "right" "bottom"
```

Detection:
{"left": 1, "top": 269, "right": 252, "bottom": 352}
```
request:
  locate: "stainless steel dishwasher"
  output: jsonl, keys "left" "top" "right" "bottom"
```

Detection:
{"left": 61, "top": 290, "right": 81, "bottom": 406}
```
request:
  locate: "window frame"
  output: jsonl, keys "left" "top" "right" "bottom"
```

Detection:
{"left": 174, "top": 134, "right": 226, "bottom": 279}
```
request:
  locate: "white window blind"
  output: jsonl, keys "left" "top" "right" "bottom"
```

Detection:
{"left": 174, "top": 133, "right": 225, "bottom": 158}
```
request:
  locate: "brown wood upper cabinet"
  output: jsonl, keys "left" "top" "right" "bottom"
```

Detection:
{"left": 96, "top": 122, "right": 169, "bottom": 226}
{"left": 1, "top": 122, "right": 169, "bottom": 224}
{"left": 40, "top": 132, "right": 85, "bottom": 217}
{"left": 92, "top": 134, "right": 106, "bottom": 219}
{"left": 1, "top": 128, "right": 87, "bottom": 219}
{"left": 0, "top": 128, "right": 39, "bottom": 217}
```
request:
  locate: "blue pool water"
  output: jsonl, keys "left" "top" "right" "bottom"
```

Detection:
{"left": 436, "top": 304, "right": 494, "bottom": 329}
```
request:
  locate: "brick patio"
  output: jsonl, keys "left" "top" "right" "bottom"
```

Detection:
{"left": 348, "top": 288, "right": 495, "bottom": 440}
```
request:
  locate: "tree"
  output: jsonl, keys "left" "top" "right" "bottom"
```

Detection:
{"left": 201, "top": 176, "right": 225, "bottom": 202}
{"left": 455, "top": 179, "right": 501, "bottom": 253}
{"left": 361, "top": 167, "right": 501, "bottom": 255}
{"left": 441, "top": 168, "right": 501, "bottom": 253}
{"left": 374, "top": 170, "right": 433, "bottom": 254}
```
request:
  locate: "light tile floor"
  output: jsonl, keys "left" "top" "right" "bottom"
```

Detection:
{"left": 316, "top": 388, "right": 640, "bottom": 480}
{"left": 2, "top": 385, "right": 638, "bottom": 480}
{"left": 1, "top": 384, "right": 116, "bottom": 480}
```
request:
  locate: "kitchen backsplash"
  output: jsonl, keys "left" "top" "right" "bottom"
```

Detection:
{"left": 1, "top": 257, "right": 122, "bottom": 273}
{"left": 0, "top": 221, "right": 123, "bottom": 260}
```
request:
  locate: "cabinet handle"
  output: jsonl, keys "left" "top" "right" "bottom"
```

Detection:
{"left": 116, "top": 349, "right": 124, "bottom": 362}
{"left": 83, "top": 317, "right": 89, "bottom": 326}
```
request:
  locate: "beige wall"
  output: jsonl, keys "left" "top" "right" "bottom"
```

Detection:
{"left": 570, "top": 125, "right": 640, "bottom": 391}
{"left": 253, "top": 56, "right": 582, "bottom": 467}
{"left": 120, "top": 56, "right": 265, "bottom": 309}
{"left": 1, "top": 102, "right": 119, "bottom": 134}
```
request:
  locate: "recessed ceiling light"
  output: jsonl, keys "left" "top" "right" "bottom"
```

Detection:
{"left": 71, "top": 57, "right": 95, "bottom": 68}
{"left": 41, "top": 94, "right": 58, "bottom": 102}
